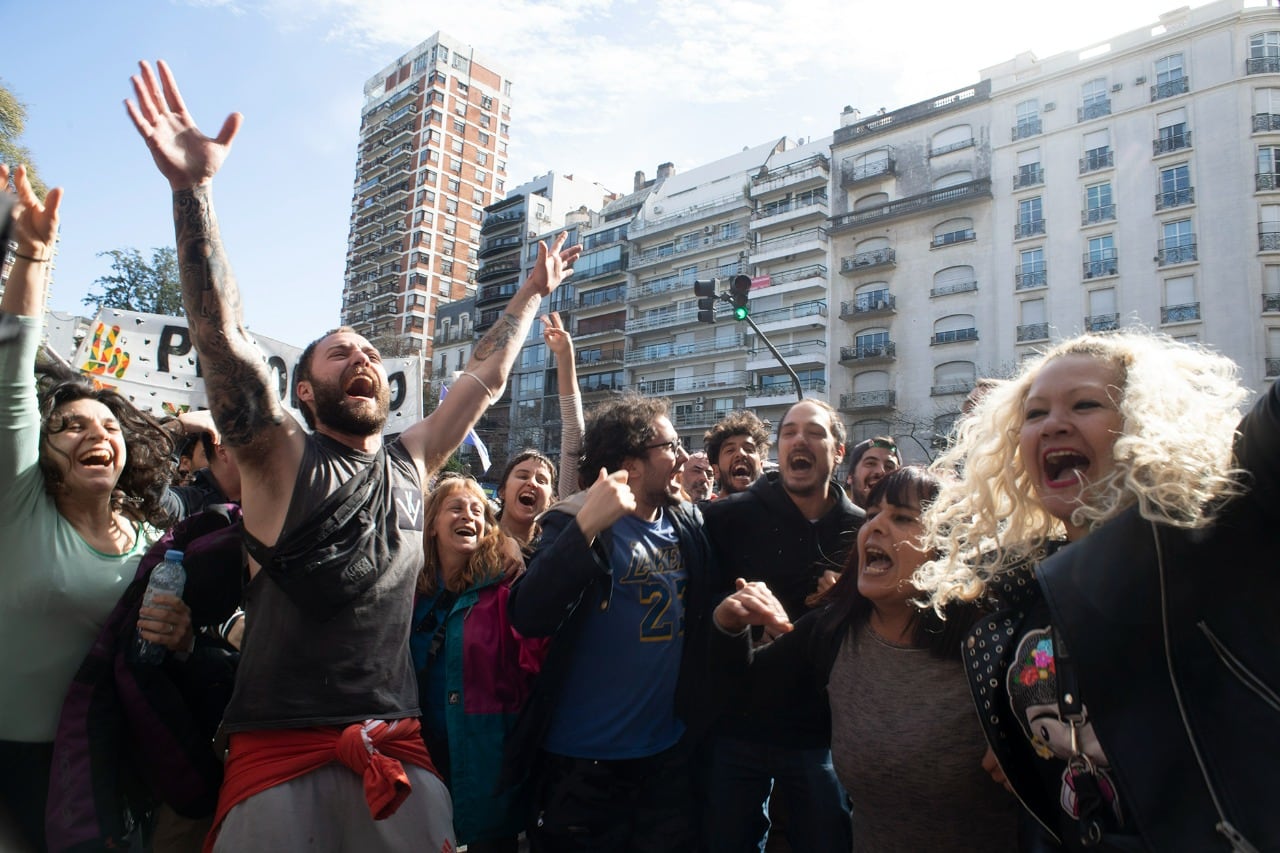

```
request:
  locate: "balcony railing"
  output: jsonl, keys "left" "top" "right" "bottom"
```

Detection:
{"left": 1253, "top": 113, "right": 1280, "bottom": 133}
{"left": 1248, "top": 55, "right": 1280, "bottom": 75}
{"left": 930, "top": 381, "right": 974, "bottom": 397}
{"left": 1078, "top": 99, "right": 1111, "bottom": 122}
{"left": 633, "top": 269, "right": 697, "bottom": 300}
{"left": 632, "top": 229, "right": 745, "bottom": 267}
{"left": 748, "top": 300, "right": 828, "bottom": 326}
{"left": 839, "top": 341, "right": 896, "bottom": 363}
{"left": 628, "top": 192, "right": 749, "bottom": 238}
{"left": 624, "top": 334, "right": 746, "bottom": 366}
{"left": 1153, "top": 130, "right": 1192, "bottom": 155}
{"left": 1081, "top": 204, "right": 1116, "bottom": 225}
{"left": 1157, "top": 241, "right": 1197, "bottom": 266}
{"left": 768, "top": 264, "right": 828, "bottom": 287}
{"left": 1079, "top": 149, "right": 1114, "bottom": 174}
{"left": 1264, "top": 292, "right": 1280, "bottom": 312}
{"left": 638, "top": 371, "right": 750, "bottom": 396}
{"left": 839, "top": 390, "right": 897, "bottom": 411}
{"left": 1015, "top": 266, "right": 1047, "bottom": 290}
{"left": 930, "top": 279, "right": 978, "bottom": 297}
{"left": 479, "top": 235, "right": 522, "bottom": 258}
{"left": 751, "top": 379, "right": 827, "bottom": 400}
{"left": 673, "top": 409, "right": 730, "bottom": 429}
{"left": 1151, "top": 77, "right": 1189, "bottom": 101}
{"left": 1012, "top": 118, "right": 1042, "bottom": 141}
{"left": 574, "top": 318, "right": 627, "bottom": 338}
{"left": 1257, "top": 172, "right": 1280, "bottom": 192}
{"left": 932, "top": 328, "right": 979, "bottom": 345}
{"left": 829, "top": 178, "right": 991, "bottom": 232}
{"left": 931, "top": 229, "right": 976, "bottom": 248}
{"left": 1014, "top": 165, "right": 1044, "bottom": 189}
{"left": 752, "top": 154, "right": 829, "bottom": 194}
{"left": 839, "top": 156, "right": 896, "bottom": 187}
{"left": 1261, "top": 228, "right": 1280, "bottom": 251}
{"left": 840, "top": 248, "right": 896, "bottom": 274}
{"left": 1017, "top": 322, "right": 1049, "bottom": 342}
{"left": 753, "top": 195, "right": 828, "bottom": 221}
{"left": 578, "top": 285, "right": 627, "bottom": 309}
{"left": 930, "top": 138, "right": 975, "bottom": 157}
{"left": 751, "top": 228, "right": 828, "bottom": 257}
{"left": 1267, "top": 357, "right": 1280, "bottom": 377}
{"left": 1085, "top": 313, "right": 1120, "bottom": 332}
{"left": 576, "top": 346, "right": 626, "bottom": 366}
{"left": 840, "top": 290, "right": 895, "bottom": 319}
{"left": 1014, "top": 219, "right": 1046, "bottom": 239}
{"left": 476, "top": 259, "right": 521, "bottom": 283}
{"left": 477, "top": 281, "right": 520, "bottom": 304}
{"left": 1083, "top": 253, "right": 1119, "bottom": 279}
{"left": 1156, "top": 187, "right": 1195, "bottom": 210}
{"left": 1161, "top": 302, "right": 1201, "bottom": 324}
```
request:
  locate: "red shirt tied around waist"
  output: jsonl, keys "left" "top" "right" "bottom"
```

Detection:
{"left": 204, "top": 718, "right": 439, "bottom": 852}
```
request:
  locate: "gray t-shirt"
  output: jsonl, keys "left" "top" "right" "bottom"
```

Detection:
{"left": 829, "top": 624, "right": 1020, "bottom": 852}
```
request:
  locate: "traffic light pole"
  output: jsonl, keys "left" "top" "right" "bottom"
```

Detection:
{"left": 735, "top": 302, "right": 806, "bottom": 402}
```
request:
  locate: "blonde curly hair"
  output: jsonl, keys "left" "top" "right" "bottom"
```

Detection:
{"left": 915, "top": 331, "right": 1249, "bottom": 608}
{"left": 420, "top": 475, "right": 506, "bottom": 595}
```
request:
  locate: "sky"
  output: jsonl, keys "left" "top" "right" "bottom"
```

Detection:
{"left": 4, "top": 0, "right": 1220, "bottom": 346}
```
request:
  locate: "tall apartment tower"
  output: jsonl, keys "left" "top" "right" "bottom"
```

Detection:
{"left": 343, "top": 33, "right": 513, "bottom": 359}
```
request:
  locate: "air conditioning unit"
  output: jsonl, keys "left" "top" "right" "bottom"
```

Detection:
{"left": 1111, "top": 83, "right": 1123, "bottom": 92}
{"left": 1044, "top": 102, "right": 1056, "bottom": 112}
{"left": 695, "top": 396, "right": 705, "bottom": 404}
{"left": 1135, "top": 76, "right": 1147, "bottom": 85}
{"left": 704, "top": 225, "right": 715, "bottom": 234}
{"left": 694, "top": 403, "right": 705, "bottom": 412}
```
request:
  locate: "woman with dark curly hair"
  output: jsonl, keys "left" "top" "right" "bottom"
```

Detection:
{"left": 0, "top": 165, "right": 184, "bottom": 851}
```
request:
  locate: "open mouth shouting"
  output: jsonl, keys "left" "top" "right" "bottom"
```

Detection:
{"left": 861, "top": 543, "right": 894, "bottom": 576}
{"left": 1041, "top": 448, "right": 1091, "bottom": 488}
{"left": 78, "top": 448, "right": 116, "bottom": 469}
{"left": 345, "top": 371, "right": 378, "bottom": 400}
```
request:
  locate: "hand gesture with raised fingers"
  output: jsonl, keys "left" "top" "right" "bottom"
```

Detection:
{"left": 0, "top": 164, "right": 62, "bottom": 257}
{"left": 525, "top": 231, "right": 581, "bottom": 298}
{"left": 124, "top": 60, "right": 242, "bottom": 190}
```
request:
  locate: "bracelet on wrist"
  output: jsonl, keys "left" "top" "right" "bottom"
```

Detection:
{"left": 12, "top": 251, "right": 50, "bottom": 263}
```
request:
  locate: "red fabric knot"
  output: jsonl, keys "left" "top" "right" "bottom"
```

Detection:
{"left": 335, "top": 720, "right": 414, "bottom": 820}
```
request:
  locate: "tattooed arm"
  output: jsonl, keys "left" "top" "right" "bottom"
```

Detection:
{"left": 125, "top": 60, "right": 297, "bottom": 462}
{"left": 400, "top": 232, "right": 581, "bottom": 479}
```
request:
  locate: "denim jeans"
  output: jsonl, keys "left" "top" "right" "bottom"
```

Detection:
{"left": 702, "top": 735, "right": 850, "bottom": 853}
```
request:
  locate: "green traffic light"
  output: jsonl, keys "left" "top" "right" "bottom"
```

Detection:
{"left": 734, "top": 306, "right": 749, "bottom": 321}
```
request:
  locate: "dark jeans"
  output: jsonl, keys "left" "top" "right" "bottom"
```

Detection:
{"left": 528, "top": 746, "right": 695, "bottom": 853}
{"left": 702, "top": 734, "right": 850, "bottom": 853}
{"left": 0, "top": 739, "right": 53, "bottom": 852}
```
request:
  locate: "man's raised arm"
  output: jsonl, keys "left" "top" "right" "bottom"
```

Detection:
{"left": 125, "top": 60, "right": 292, "bottom": 456}
{"left": 402, "top": 232, "right": 581, "bottom": 478}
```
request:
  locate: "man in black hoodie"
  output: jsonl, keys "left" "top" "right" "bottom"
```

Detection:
{"left": 700, "top": 398, "right": 863, "bottom": 853}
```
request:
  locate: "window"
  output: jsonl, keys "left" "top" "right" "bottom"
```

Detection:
{"left": 447, "top": 178, "right": 460, "bottom": 194}
{"left": 932, "top": 265, "right": 976, "bottom": 297}
{"left": 476, "top": 152, "right": 488, "bottom": 167}
{"left": 425, "top": 129, "right": 441, "bottom": 144}
{"left": 441, "top": 239, "right": 455, "bottom": 257}
{"left": 933, "top": 314, "right": 978, "bottom": 344}
{"left": 481, "top": 95, "right": 494, "bottom": 110}
{"left": 1249, "top": 32, "right": 1280, "bottom": 74}
{"left": 1154, "top": 54, "right": 1188, "bottom": 100}
{"left": 1087, "top": 287, "right": 1118, "bottom": 331}
{"left": 1016, "top": 196, "right": 1045, "bottom": 238}
{"left": 445, "top": 198, "right": 458, "bottom": 215}
{"left": 932, "top": 218, "right": 975, "bottom": 247}
{"left": 932, "top": 361, "right": 975, "bottom": 396}
{"left": 1018, "top": 298, "right": 1048, "bottom": 342}
{"left": 475, "top": 169, "right": 488, "bottom": 185}
{"left": 1014, "top": 99, "right": 1041, "bottom": 140}
{"left": 478, "top": 131, "right": 490, "bottom": 146}
{"left": 424, "top": 149, "right": 440, "bottom": 164}
{"left": 1259, "top": 146, "right": 1280, "bottom": 190}
{"left": 1015, "top": 147, "right": 1043, "bottom": 188}
{"left": 1158, "top": 164, "right": 1193, "bottom": 209}
{"left": 1083, "top": 181, "right": 1115, "bottom": 224}
{"left": 472, "top": 189, "right": 485, "bottom": 205}
{"left": 1081, "top": 129, "right": 1112, "bottom": 173}
{"left": 441, "top": 260, "right": 454, "bottom": 276}
{"left": 1017, "top": 247, "right": 1047, "bottom": 290}
{"left": 495, "top": 179, "right": 505, "bottom": 193}
{"left": 1156, "top": 108, "right": 1190, "bottom": 154}
{"left": 1081, "top": 77, "right": 1110, "bottom": 120}
{"left": 1160, "top": 219, "right": 1196, "bottom": 265}
{"left": 480, "top": 114, "right": 491, "bottom": 129}
{"left": 450, "top": 139, "right": 464, "bottom": 155}
{"left": 1162, "top": 275, "right": 1198, "bottom": 323}
{"left": 854, "top": 329, "right": 890, "bottom": 357}
{"left": 500, "top": 123, "right": 510, "bottom": 136}
{"left": 420, "top": 169, "right": 437, "bottom": 186}
{"left": 1085, "top": 234, "right": 1117, "bottom": 278}
{"left": 456, "top": 82, "right": 468, "bottom": 96}
{"left": 933, "top": 171, "right": 973, "bottom": 189}
{"left": 931, "top": 125, "right": 973, "bottom": 156}
{"left": 854, "top": 192, "right": 889, "bottom": 212}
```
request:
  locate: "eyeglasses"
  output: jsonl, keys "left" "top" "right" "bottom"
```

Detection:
{"left": 646, "top": 437, "right": 684, "bottom": 455}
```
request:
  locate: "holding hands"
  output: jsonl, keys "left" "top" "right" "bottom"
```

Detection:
{"left": 714, "top": 578, "right": 793, "bottom": 637}
{"left": 125, "top": 60, "right": 242, "bottom": 190}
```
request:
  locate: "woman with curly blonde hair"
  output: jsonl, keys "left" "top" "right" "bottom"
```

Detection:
{"left": 915, "top": 331, "right": 1278, "bottom": 851}
{"left": 413, "top": 475, "right": 548, "bottom": 852}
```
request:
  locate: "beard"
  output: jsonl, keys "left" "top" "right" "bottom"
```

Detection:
{"left": 310, "top": 374, "right": 390, "bottom": 436}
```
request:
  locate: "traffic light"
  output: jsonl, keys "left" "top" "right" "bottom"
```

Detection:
{"left": 730, "top": 275, "right": 752, "bottom": 321}
{"left": 695, "top": 279, "right": 718, "bottom": 324}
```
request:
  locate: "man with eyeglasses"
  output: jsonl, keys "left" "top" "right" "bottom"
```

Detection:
{"left": 508, "top": 392, "right": 730, "bottom": 851}
{"left": 844, "top": 435, "right": 901, "bottom": 509}
{"left": 700, "top": 398, "right": 864, "bottom": 853}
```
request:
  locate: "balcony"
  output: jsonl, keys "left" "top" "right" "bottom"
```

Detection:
{"left": 639, "top": 371, "right": 751, "bottom": 396}
{"left": 1151, "top": 77, "right": 1189, "bottom": 101}
{"left": 752, "top": 196, "right": 829, "bottom": 228}
{"left": 625, "top": 334, "right": 746, "bottom": 366}
{"left": 932, "top": 328, "right": 979, "bottom": 345}
{"left": 477, "top": 281, "right": 520, "bottom": 304}
{"left": 840, "top": 290, "right": 895, "bottom": 319}
{"left": 1085, "top": 313, "right": 1120, "bottom": 332}
{"left": 930, "top": 137, "right": 975, "bottom": 157}
{"left": 1156, "top": 187, "right": 1195, "bottom": 210}
{"left": 838, "top": 390, "right": 897, "bottom": 412}
{"left": 1257, "top": 172, "right": 1280, "bottom": 192}
{"left": 576, "top": 346, "right": 625, "bottom": 368}
{"left": 752, "top": 154, "right": 830, "bottom": 195}
{"left": 840, "top": 247, "right": 896, "bottom": 275}
{"left": 1253, "top": 113, "right": 1280, "bottom": 133}
{"left": 481, "top": 207, "right": 526, "bottom": 229}
{"left": 749, "top": 338, "right": 826, "bottom": 369}
{"left": 1081, "top": 205, "right": 1116, "bottom": 226}
{"left": 1261, "top": 227, "right": 1280, "bottom": 251}
{"left": 632, "top": 229, "right": 746, "bottom": 270}
{"left": 1267, "top": 357, "right": 1280, "bottom": 377}
{"left": 746, "top": 380, "right": 827, "bottom": 407}
{"left": 931, "top": 229, "right": 976, "bottom": 248}
{"left": 673, "top": 409, "right": 730, "bottom": 430}
{"left": 1083, "top": 254, "right": 1119, "bottom": 279}
{"left": 1016, "top": 322, "right": 1049, "bottom": 343}
{"left": 1015, "top": 266, "right": 1047, "bottom": 290}
{"left": 840, "top": 155, "right": 896, "bottom": 187}
{"left": 633, "top": 269, "right": 697, "bottom": 300}
{"left": 1157, "top": 241, "right": 1197, "bottom": 266}
{"left": 479, "top": 234, "right": 522, "bottom": 258}
{"left": 1153, "top": 130, "right": 1192, "bottom": 155}
{"left": 839, "top": 341, "right": 896, "bottom": 365}
{"left": 930, "top": 381, "right": 974, "bottom": 397}
{"left": 748, "top": 300, "right": 828, "bottom": 328}
{"left": 1078, "top": 99, "right": 1111, "bottom": 122}
{"left": 573, "top": 258, "right": 626, "bottom": 285}
{"left": 1161, "top": 302, "right": 1201, "bottom": 324}
{"left": 1014, "top": 219, "right": 1046, "bottom": 240}
{"left": 1079, "top": 149, "right": 1114, "bottom": 174}
{"left": 1014, "top": 165, "right": 1044, "bottom": 190}
{"left": 476, "top": 259, "right": 522, "bottom": 283}
{"left": 751, "top": 227, "right": 828, "bottom": 263}
{"left": 1265, "top": 293, "right": 1280, "bottom": 313}
{"left": 829, "top": 178, "right": 991, "bottom": 233}
{"left": 767, "top": 264, "right": 827, "bottom": 288}
{"left": 1249, "top": 55, "right": 1280, "bottom": 75}
{"left": 834, "top": 80, "right": 991, "bottom": 145}
{"left": 1012, "top": 118, "right": 1041, "bottom": 141}
{"left": 930, "top": 278, "right": 978, "bottom": 298}
{"left": 628, "top": 192, "right": 750, "bottom": 239}
{"left": 577, "top": 285, "right": 627, "bottom": 309}
{"left": 574, "top": 318, "right": 627, "bottom": 339}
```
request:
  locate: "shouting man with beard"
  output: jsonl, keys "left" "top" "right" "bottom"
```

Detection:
{"left": 703, "top": 410, "right": 770, "bottom": 499}
{"left": 700, "top": 399, "right": 863, "bottom": 853}
{"left": 126, "top": 60, "right": 579, "bottom": 852}
{"left": 507, "top": 393, "right": 719, "bottom": 851}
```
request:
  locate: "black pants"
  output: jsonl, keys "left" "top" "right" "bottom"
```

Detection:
{"left": 0, "top": 739, "right": 53, "bottom": 852}
{"left": 528, "top": 746, "right": 695, "bottom": 853}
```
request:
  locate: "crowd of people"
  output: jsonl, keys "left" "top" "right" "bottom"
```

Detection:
{"left": 0, "top": 57, "right": 1275, "bottom": 853}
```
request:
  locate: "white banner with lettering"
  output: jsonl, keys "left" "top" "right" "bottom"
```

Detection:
{"left": 62, "top": 308, "right": 421, "bottom": 433}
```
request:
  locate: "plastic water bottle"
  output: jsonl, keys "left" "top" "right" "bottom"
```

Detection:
{"left": 134, "top": 549, "right": 186, "bottom": 664}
